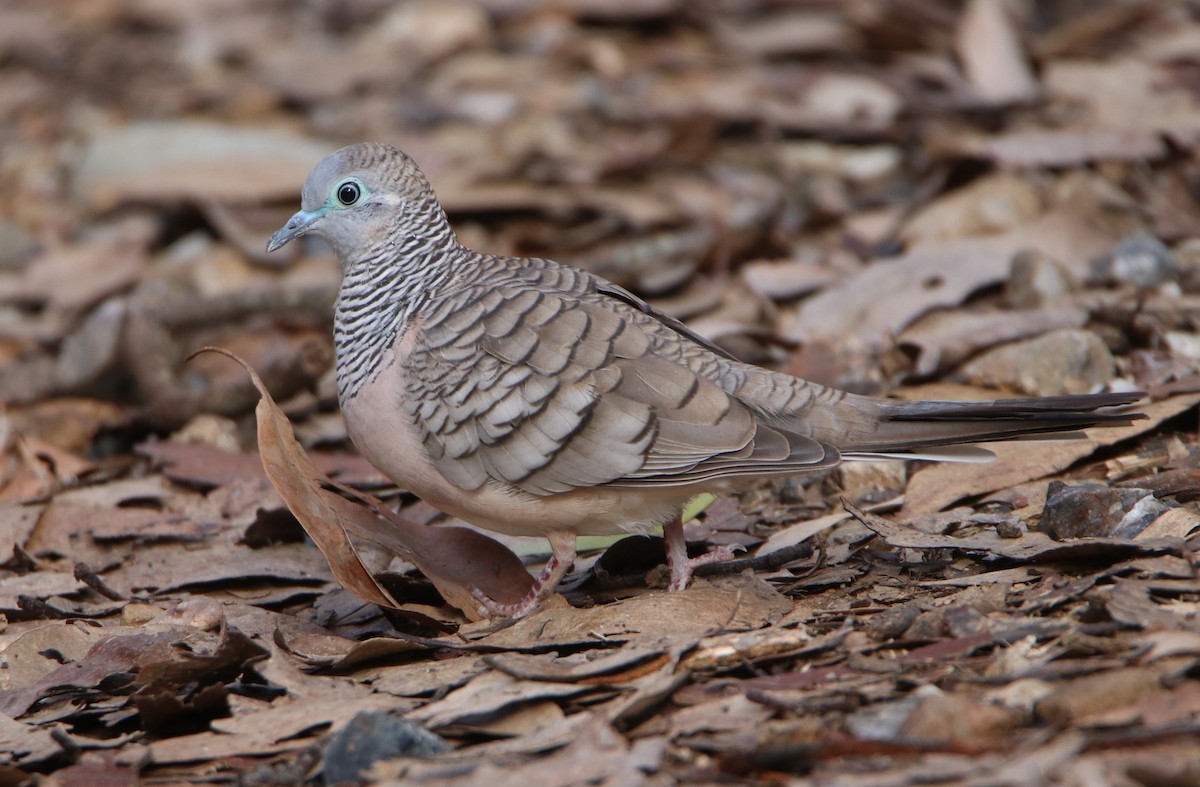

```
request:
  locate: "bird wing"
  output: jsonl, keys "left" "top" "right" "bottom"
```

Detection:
{"left": 402, "top": 279, "right": 837, "bottom": 496}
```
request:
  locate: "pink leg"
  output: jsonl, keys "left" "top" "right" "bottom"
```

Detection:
{"left": 472, "top": 531, "right": 576, "bottom": 619}
{"left": 663, "top": 516, "right": 736, "bottom": 592}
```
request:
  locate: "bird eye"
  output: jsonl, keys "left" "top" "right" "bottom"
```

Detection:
{"left": 335, "top": 181, "right": 362, "bottom": 206}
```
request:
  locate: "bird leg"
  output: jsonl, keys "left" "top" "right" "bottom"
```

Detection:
{"left": 663, "top": 516, "right": 736, "bottom": 592}
{"left": 471, "top": 530, "right": 577, "bottom": 620}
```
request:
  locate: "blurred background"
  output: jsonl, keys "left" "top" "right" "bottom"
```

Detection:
{"left": 1, "top": 0, "right": 1197, "bottom": 461}
{"left": 6, "top": 3, "right": 1200, "bottom": 782}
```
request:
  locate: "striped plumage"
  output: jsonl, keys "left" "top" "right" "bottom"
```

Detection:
{"left": 268, "top": 143, "right": 1142, "bottom": 618}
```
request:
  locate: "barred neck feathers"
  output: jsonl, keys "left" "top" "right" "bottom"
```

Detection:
{"left": 334, "top": 182, "right": 464, "bottom": 402}
{"left": 265, "top": 143, "right": 500, "bottom": 399}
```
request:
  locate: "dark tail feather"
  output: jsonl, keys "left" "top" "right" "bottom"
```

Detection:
{"left": 843, "top": 391, "right": 1145, "bottom": 454}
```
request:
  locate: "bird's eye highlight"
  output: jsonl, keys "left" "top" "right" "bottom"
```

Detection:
{"left": 335, "top": 180, "right": 362, "bottom": 206}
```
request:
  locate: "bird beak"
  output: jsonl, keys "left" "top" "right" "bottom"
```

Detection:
{"left": 266, "top": 209, "right": 323, "bottom": 253}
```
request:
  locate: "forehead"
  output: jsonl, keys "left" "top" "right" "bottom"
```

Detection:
{"left": 300, "top": 152, "right": 354, "bottom": 210}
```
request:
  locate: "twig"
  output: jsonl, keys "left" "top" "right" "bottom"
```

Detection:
{"left": 74, "top": 561, "right": 127, "bottom": 601}
{"left": 695, "top": 540, "right": 814, "bottom": 577}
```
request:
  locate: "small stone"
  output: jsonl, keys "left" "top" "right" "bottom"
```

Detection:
{"left": 865, "top": 602, "right": 921, "bottom": 641}
{"left": 995, "top": 518, "right": 1023, "bottom": 539}
{"left": 1005, "top": 249, "right": 1073, "bottom": 308}
{"left": 969, "top": 511, "right": 1024, "bottom": 539}
{"left": 1110, "top": 493, "right": 1174, "bottom": 539}
{"left": 323, "top": 711, "right": 450, "bottom": 785}
{"left": 1092, "top": 230, "right": 1179, "bottom": 287}
{"left": 906, "top": 609, "right": 947, "bottom": 640}
{"left": 958, "top": 328, "right": 1114, "bottom": 396}
{"left": 1039, "top": 481, "right": 1164, "bottom": 540}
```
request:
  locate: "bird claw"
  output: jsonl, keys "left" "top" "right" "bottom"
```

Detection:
{"left": 470, "top": 585, "right": 543, "bottom": 620}
{"left": 468, "top": 531, "right": 576, "bottom": 620}
{"left": 667, "top": 544, "right": 737, "bottom": 592}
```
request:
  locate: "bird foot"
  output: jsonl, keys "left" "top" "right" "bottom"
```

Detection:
{"left": 662, "top": 514, "right": 737, "bottom": 592}
{"left": 667, "top": 544, "right": 736, "bottom": 592}
{"left": 470, "top": 555, "right": 563, "bottom": 620}
{"left": 470, "top": 531, "right": 576, "bottom": 620}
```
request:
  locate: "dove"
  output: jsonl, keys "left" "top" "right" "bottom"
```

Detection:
{"left": 267, "top": 143, "right": 1142, "bottom": 619}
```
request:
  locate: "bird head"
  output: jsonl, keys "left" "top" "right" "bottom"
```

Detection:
{"left": 267, "top": 143, "right": 445, "bottom": 263}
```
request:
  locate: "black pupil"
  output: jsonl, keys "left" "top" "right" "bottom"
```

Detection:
{"left": 338, "top": 183, "right": 360, "bottom": 205}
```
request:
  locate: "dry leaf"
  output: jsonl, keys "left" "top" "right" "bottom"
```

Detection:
{"left": 191, "top": 347, "right": 532, "bottom": 619}
{"left": 902, "top": 394, "right": 1200, "bottom": 516}
{"left": 74, "top": 122, "right": 334, "bottom": 209}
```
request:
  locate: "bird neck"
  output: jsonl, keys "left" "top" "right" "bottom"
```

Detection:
{"left": 333, "top": 215, "right": 464, "bottom": 402}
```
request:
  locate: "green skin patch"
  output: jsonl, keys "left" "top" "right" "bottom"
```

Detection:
{"left": 515, "top": 493, "right": 720, "bottom": 557}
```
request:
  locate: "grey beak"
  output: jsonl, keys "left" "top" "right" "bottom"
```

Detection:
{"left": 267, "top": 209, "right": 322, "bottom": 253}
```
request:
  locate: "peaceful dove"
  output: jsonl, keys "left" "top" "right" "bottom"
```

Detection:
{"left": 268, "top": 143, "right": 1142, "bottom": 619}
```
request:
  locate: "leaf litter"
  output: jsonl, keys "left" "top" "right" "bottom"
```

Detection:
{"left": 3, "top": 1, "right": 1200, "bottom": 784}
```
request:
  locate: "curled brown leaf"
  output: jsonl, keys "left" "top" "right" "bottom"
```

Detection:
{"left": 188, "top": 347, "right": 532, "bottom": 619}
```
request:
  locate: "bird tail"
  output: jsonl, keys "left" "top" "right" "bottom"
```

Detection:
{"left": 834, "top": 391, "right": 1145, "bottom": 460}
